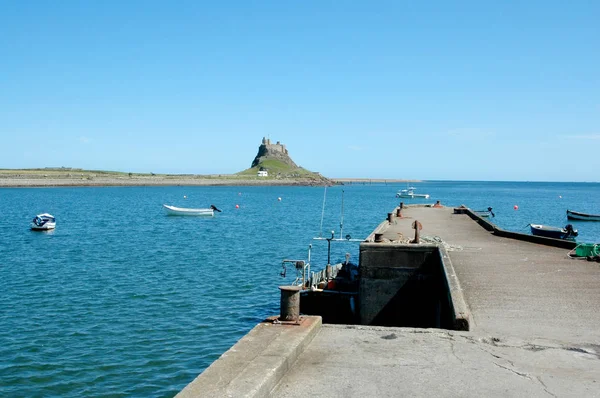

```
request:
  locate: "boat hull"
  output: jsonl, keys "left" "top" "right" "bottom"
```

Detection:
{"left": 566, "top": 210, "right": 600, "bottom": 221}
{"left": 31, "top": 222, "right": 56, "bottom": 231}
{"left": 396, "top": 192, "right": 430, "bottom": 199}
{"left": 163, "top": 204, "right": 214, "bottom": 216}
{"left": 530, "top": 224, "right": 577, "bottom": 241}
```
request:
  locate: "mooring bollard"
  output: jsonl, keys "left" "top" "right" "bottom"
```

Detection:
{"left": 374, "top": 233, "right": 383, "bottom": 242}
{"left": 387, "top": 212, "right": 394, "bottom": 223}
{"left": 279, "top": 286, "right": 301, "bottom": 322}
{"left": 396, "top": 207, "right": 402, "bottom": 217}
{"left": 400, "top": 202, "right": 404, "bottom": 209}
{"left": 411, "top": 220, "right": 422, "bottom": 244}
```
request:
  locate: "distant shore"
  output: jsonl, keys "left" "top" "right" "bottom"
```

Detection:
{"left": 0, "top": 169, "right": 417, "bottom": 188}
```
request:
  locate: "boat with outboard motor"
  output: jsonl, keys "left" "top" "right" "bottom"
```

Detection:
{"left": 530, "top": 223, "right": 578, "bottom": 241}
{"left": 566, "top": 209, "right": 600, "bottom": 221}
{"left": 31, "top": 213, "right": 56, "bottom": 231}
{"left": 163, "top": 204, "right": 221, "bottom": 216}
{"left": 396, "top": 187, "right": 430, "bottom": 199}
{"left": 474, "top": 207, "right": 495, "bottom": 218}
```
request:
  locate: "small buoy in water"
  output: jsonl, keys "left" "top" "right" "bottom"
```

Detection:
{"left": 235, "top": 204, "right": 239, "bottom": 209}
{"left": 183, "top": 195, "right": 187, "bottom": 199}
{"left": 559, "top": 195, "right": 562, "bottom": 199}
{"left": 278, "top": 197, "right": 282, "bottom": 201}
{"left": 514, "top": 205, "right": 519, "bottom": 210}
{"left": 238, "top": 192, "right": 242, "bottom": 196}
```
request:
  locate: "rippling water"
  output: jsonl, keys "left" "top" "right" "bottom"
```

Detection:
{"left": 1, "top": 182, "right": 599, "bottom": 397}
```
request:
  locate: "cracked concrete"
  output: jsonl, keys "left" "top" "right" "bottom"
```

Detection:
{"left": 272, "top": 326, "right": 599, "bottom": 397}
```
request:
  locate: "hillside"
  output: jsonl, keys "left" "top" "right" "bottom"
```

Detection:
{"left": 237, "top": 138, "right": 331, "bottom": 184}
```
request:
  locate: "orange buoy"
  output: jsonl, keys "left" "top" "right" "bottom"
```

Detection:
{"left": 514, "top": 205, "right": 519, "bottom": 210}
{"left": 235, "top": 204, "right": 240, "bottom": 209}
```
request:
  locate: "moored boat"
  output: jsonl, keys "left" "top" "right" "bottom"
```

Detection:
{"left": 163, "top": 204, "right": 221, "bottom": 216}
{"left": 566, "top": 209, "right": 600, "bottom": 221}
{"left": 474, "top": 207, "right": 495, "bottom": 218}
{"left": 396, "top": 188, "right": 430, "bottom": 199}
{"left": 31, "top": 213, "right": 56, "bottom": 231}
{"left": 530, "top": 224, "right": 578, "bottom": 241}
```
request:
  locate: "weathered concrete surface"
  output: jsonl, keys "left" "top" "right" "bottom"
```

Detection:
{"left": 176, "top": 316, "right": 321, "bottom": 398}
{"left": 382, "top": 206, "right": 600, "bottom": 342}
{"left": 273, "top": 206, "right": 600, "bottom": 396}
{"left": 273, "top": 325, "right": 600, "bottom": 397}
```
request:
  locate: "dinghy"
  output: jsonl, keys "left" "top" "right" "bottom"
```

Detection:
{"left": 163, "top": 204, "right": 221, "bottom": 216}
{"left": 566, "top": 209, "right": 600, "bottom": 221}
{"left": 530, "top": 224, "right": 578, "bottom": 241}
{"left": 31, "top": 213, "right": 56, "bottom": 231}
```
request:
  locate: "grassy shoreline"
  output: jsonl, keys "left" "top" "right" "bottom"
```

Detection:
{"left": 0, "top": 169, "right": 416, "bottom": 187}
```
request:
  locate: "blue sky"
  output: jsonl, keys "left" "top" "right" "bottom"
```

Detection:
{"left": 1, "top": 1, "right": 598, "bottom": 181}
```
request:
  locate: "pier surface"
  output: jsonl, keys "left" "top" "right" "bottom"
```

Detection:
{"left": 179, "top": 206, "right": 600, "bottom": 397}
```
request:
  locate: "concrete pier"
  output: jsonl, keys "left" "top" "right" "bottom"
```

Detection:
{"left": 178, "top": 205, "right": 600, "bottom": 397}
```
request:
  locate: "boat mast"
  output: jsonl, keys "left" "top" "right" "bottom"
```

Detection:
{"left": 339, "top": 189, "right": 345, "bottom": 240}
{"left": 319, "top": 186, "right": 327, "bottom": 238}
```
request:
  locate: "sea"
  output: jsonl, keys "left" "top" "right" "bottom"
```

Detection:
{"left": 1, "top": 181, "right": 599, "bottom": 397}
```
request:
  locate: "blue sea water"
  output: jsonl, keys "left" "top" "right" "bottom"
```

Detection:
{"left": 1, "top": 181, "right": 599, "bottom": 397}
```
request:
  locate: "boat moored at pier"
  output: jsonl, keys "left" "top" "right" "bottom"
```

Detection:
{"left": 566, "top": 209, "right": 600, "bottom": 221}
{"left": 530, "top": 223, "right": 578, "bottom": 240}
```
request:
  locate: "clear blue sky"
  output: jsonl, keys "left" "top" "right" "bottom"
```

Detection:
{"left": 1, "top": 1, "right": 598, "bottom": 181}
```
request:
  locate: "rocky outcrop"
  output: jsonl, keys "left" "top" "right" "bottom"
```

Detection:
{"left": 251, "top": 137, "right": 298, "bottom": 168}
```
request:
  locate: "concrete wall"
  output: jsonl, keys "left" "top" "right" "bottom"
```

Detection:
{"left": 359, "top": 243, "right": 453, "bottom": 328}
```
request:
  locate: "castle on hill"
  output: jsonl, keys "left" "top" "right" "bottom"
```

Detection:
{"left": 251, "top": 137, "right": 298, "bottom": 169}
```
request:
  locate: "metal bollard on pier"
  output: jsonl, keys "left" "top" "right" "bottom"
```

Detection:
{"left": 279, "top": 286, "right": 301, "bottom": 322}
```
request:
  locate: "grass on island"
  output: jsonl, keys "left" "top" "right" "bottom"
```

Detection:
{"left": 236, "top": 159, "right": 322, "bottom": 179}
{"left": 0, "top": 164, "right": 326, "bottom": 181}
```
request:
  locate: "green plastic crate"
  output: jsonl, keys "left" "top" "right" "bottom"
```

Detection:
{"left": 573, "top": 244, "right": 599, "bottom": 257}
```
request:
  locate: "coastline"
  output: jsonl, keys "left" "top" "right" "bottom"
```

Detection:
{"left": 0, "top": 176, "right": 330, "bottom": 188}
{"left": 0, "top": 170, "right": 416, "bottom": 188}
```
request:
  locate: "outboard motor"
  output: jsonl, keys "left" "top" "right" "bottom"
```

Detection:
{"left": 210, "top": 205, "right": 222, "bottom": 213}
{"left": 564, "top": 224, "right": 578, "bottom": 237}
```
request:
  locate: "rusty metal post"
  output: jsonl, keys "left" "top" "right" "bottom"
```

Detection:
{"left": 396, "top": 207, "right": 402, "bottom": 217}
{"left": 387, "top": 212, "right": 393, "bottom": 223}
{"left": 279, "top": 286, "right": 301, "bottom": 322}
{"left": 413, "top": 227, "right": 420, "bottom": 244}
{"left": 411, "top": 220, "right": 422, "bottom": 244}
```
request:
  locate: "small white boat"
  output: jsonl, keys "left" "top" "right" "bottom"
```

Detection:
{"left": 163, "top": 204, "right": 221, "bottom": 216}
{"left": 31, "top": 213, "right": 56, "bottom": 231}
{"left": 396, "top": 188, "right": 430, "bottom": 199}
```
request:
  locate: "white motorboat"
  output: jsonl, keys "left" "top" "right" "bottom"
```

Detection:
{"left": 163, "top": 204, "right": 221, "bottom": 216}
{"left": 31, "top": 213, "right": 56, "bottom": 231}
{"left": 396, "top": 188, "right": 430, "bottom": 199}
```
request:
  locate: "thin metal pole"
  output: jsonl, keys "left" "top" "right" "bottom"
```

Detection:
{"left": 319, "top": 186, "right": 327, "bottom": 238}
{"left": 339, "top": 189, "right": 345, "bottom": 239}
